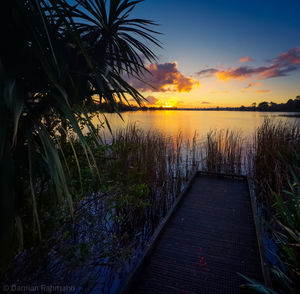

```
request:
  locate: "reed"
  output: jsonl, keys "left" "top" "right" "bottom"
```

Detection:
{"left": 99, "top": 125, "right": 198, "bottom": 239}
{"left": 241, "top": 170, "right": 300, "bottom": 294}
{"left": 203, "top": 129, "right": 244, "bottom": 174}
{"left": 3, "top": 119, "right": 300, "bottom": 293}
{"left": 241, "top": 119, "right": 300, "bottom": 294}
{"left": 3, "top": 124, "right": 199, "bottom": 290}
{"left": 252, "top": 119, "right": 300, "bottom": 209}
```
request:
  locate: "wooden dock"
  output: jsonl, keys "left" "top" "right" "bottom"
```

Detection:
{"left": 120, "top": 172, "right": 268, "bottom": 294}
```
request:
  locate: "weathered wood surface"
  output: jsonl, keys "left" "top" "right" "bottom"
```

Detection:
{"left": 124, "top": 173, "right": 263, "bottom": 294}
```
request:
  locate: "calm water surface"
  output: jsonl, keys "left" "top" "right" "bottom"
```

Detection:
{"left": 94, "top": 110, "right": 300, "bottom": 142}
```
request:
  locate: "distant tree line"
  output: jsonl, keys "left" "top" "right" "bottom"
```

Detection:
{"left": 96, "top": 96, "right": 300, "bottom": 112}
{"left": 240, "top": 96, "right": 300, "bottom": 112}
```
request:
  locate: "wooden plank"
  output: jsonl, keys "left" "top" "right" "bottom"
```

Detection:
{"left": 118, "top": 171, "right": 198, "bottom": 294}
{"left": 120, "top": 172, "right": 267, "bottom": 294}
{"left": 247, "top": 175, "right": 272, "bottom": 288}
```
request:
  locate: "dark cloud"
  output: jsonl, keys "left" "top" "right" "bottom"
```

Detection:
{"left": 196, "top": 46, "right": 300, "bottom": 81}
{"left": 244, "top": 82, "right": 262, "bottom": 89}
{"left": 241, "top": 82, "right": 262, "bottom": 92}
{"left": 276, "top": 47, "right": 300, "bottom": 65}
{"left": 196, "top": 68, "right": 218, "bottom": 77}
{"left": 241, "top": 82, "right": 271, "bottom": 93}
{"left": 130, "top": 62, "right": 200, "bottom": 92}
{"left": 217, "top": 66, "right": 267, "bottom": 80}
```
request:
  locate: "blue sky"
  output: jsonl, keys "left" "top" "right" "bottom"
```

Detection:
{"left": 127, "top": 0, "right": 300, "bottom": 107}
{"left": 134, "top": 0, "right": 300, "bottom": 67}
{"left": 71, "top": 0, "right": 300, "bottom": 107}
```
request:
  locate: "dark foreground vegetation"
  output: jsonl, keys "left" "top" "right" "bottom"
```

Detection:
{"left": 242, "top": 120, "right": 300, "bottom": 294}
{"left": 2, "top": 125, "right": 198, "bottom": 291}
{"left": 0, "top": 0, "right": 160, "bottom": 275}
{"left": 1, "top": 118, "right": 299, "bottom": 294}
{"left": 0, "top": 0, "right": 299, "bottom": 293}
{"left": 204, "top": 119, "right": 300, "bottom": 294}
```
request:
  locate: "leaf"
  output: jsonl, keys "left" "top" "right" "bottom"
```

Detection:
{"left": 28, "top": 137, "right": 42, "bottom": 240}
{"left": 276, "top": 220, "right": 299, "bottom": 243}
{"left": 238, "top": 273, "right": 279, "bottom": 294}
{"left": 15, "top": 216, "right": 24, "bottom": 252}
{"left": 3, "top": 80, "right": 24, "bottom": 147}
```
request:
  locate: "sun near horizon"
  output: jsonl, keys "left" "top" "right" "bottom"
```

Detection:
{"left": 127, "top": 0, "right": 300, "bottom": 109}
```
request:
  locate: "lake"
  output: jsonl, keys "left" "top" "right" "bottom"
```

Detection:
{"left": 94, "top": 110, "right": 300, "bottom": 142}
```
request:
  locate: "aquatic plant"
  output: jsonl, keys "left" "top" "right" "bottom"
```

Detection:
{"left": 240, "top": 120, "right": 300, "bottom": 293}
{"left": 241, "top": 169, "right": 300, "bottom": 294}
{"left": 203, "top": 129, "right": 244, "bottom": 174}
{"left": 252, "top": 119, "right": 300, "bottom": 212}
{"left": 3, "top": 125, "right": 199, "bottom": 292}
{"left": 0, "top": 0, "right": 159, "bottom": 272}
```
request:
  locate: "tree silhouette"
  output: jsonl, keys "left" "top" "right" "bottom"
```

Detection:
{"left": 0, "top": 0, "right": 160, "bottom": 269}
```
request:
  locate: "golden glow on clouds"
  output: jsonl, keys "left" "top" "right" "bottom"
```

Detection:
{"left": 255, "top": 90, "right": 271, "bottom": 93}
{"left": 130, "top": 61, "right": 200, "bottom": 93}
{"left": 216, "top": 71, "right": 231, "bottom": 81}
{"left": 240, "top": 82, "right": 270, "bottom": 93}
{"left": 238, "top": 56, "right": 253, "bottom": 63}
{"left": 133, "top": 47, "right": 300, "bottom": 108}
{"left": 198, "top": 47, "right": 300, "bottom": 82}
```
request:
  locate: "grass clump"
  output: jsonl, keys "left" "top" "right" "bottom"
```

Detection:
{"left": 203, "top": 129, "right": 244, "bottom": 174}
{"left": 253, "top": 119, "right": 300, "bottom": 208}
{"left": 241, "top": 169, "right": 300, "bottom": 294}
{"left": 242, "top": 119, "right": 300, "bottom": 293}
{"left": 3, "top": 124, "right": 198, "bottom": 291}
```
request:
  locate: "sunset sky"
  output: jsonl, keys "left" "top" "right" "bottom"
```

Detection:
{"left": 128, "top": 0, "right": 300, "bottom": 108}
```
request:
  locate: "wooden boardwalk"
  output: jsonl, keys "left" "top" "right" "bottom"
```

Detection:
{"left": 122, "top": 173, "right": 265, "bottom": 294}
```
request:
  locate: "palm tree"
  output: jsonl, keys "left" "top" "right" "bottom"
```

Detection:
{"left": 0, "top": 0, "right": 159, "bottom": 271}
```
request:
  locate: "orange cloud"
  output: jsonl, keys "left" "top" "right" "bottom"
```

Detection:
{"left": 130, "top": 62, "right": 200, "bottom": 92}
{"left": 216, "top": 67, "right": 268, "bottom": 81}
{"left": 197, "top": 47, "right": 300, "bottom": 82}
{"left": 241, "top": 82, "right": 270, "bottom": 93}
{"left": 247, "top": 82, "right": 262, "bottom": 88}
{"left": 239, "top": 56, "right": 253, "bottom": 63}
{"left": 255, "top": 90, "right": 271, "bottom": 93}
{"left": 277, "top": 48, "right": 300, "bottom": 64}
{"left": 241, "top": 82, "right": 262, "bottom": 92}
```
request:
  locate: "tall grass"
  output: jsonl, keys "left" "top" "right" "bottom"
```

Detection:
{"left": 3, "top": 119, "right": 300, "bottom": 293}
{"left": 3, "top": 125, "right": 199, "bottom": 292}
{"left": 199, "top": 120, "right": 300, "bottom": 293}
{"left": 202, "top": 129, "right": 244, "bottom": 174}
{"left": 252, "top": 119, "right": 300, "bottom": 208}
{"left": 241, "top": 170, "right": 300, "bottom": 294}
{"left": 98, "top": 125, "right": 201, "bottom": 238}
{"left": 242, "top": 119, "right": 300, "bottom": 293}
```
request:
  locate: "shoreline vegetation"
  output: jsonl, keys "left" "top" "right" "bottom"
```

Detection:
{"left": 1, "top": 1, "right": 299, "bottom": 294}
{"left": 2, "top": 119, "right": 300, "bottom": 294}
{"left": 94, "top": 96, "right": 300, "bottom": 113}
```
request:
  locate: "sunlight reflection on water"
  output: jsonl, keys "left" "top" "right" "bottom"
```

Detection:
{"left": 92, "top": 110, "right": 300, "bottom": 143}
